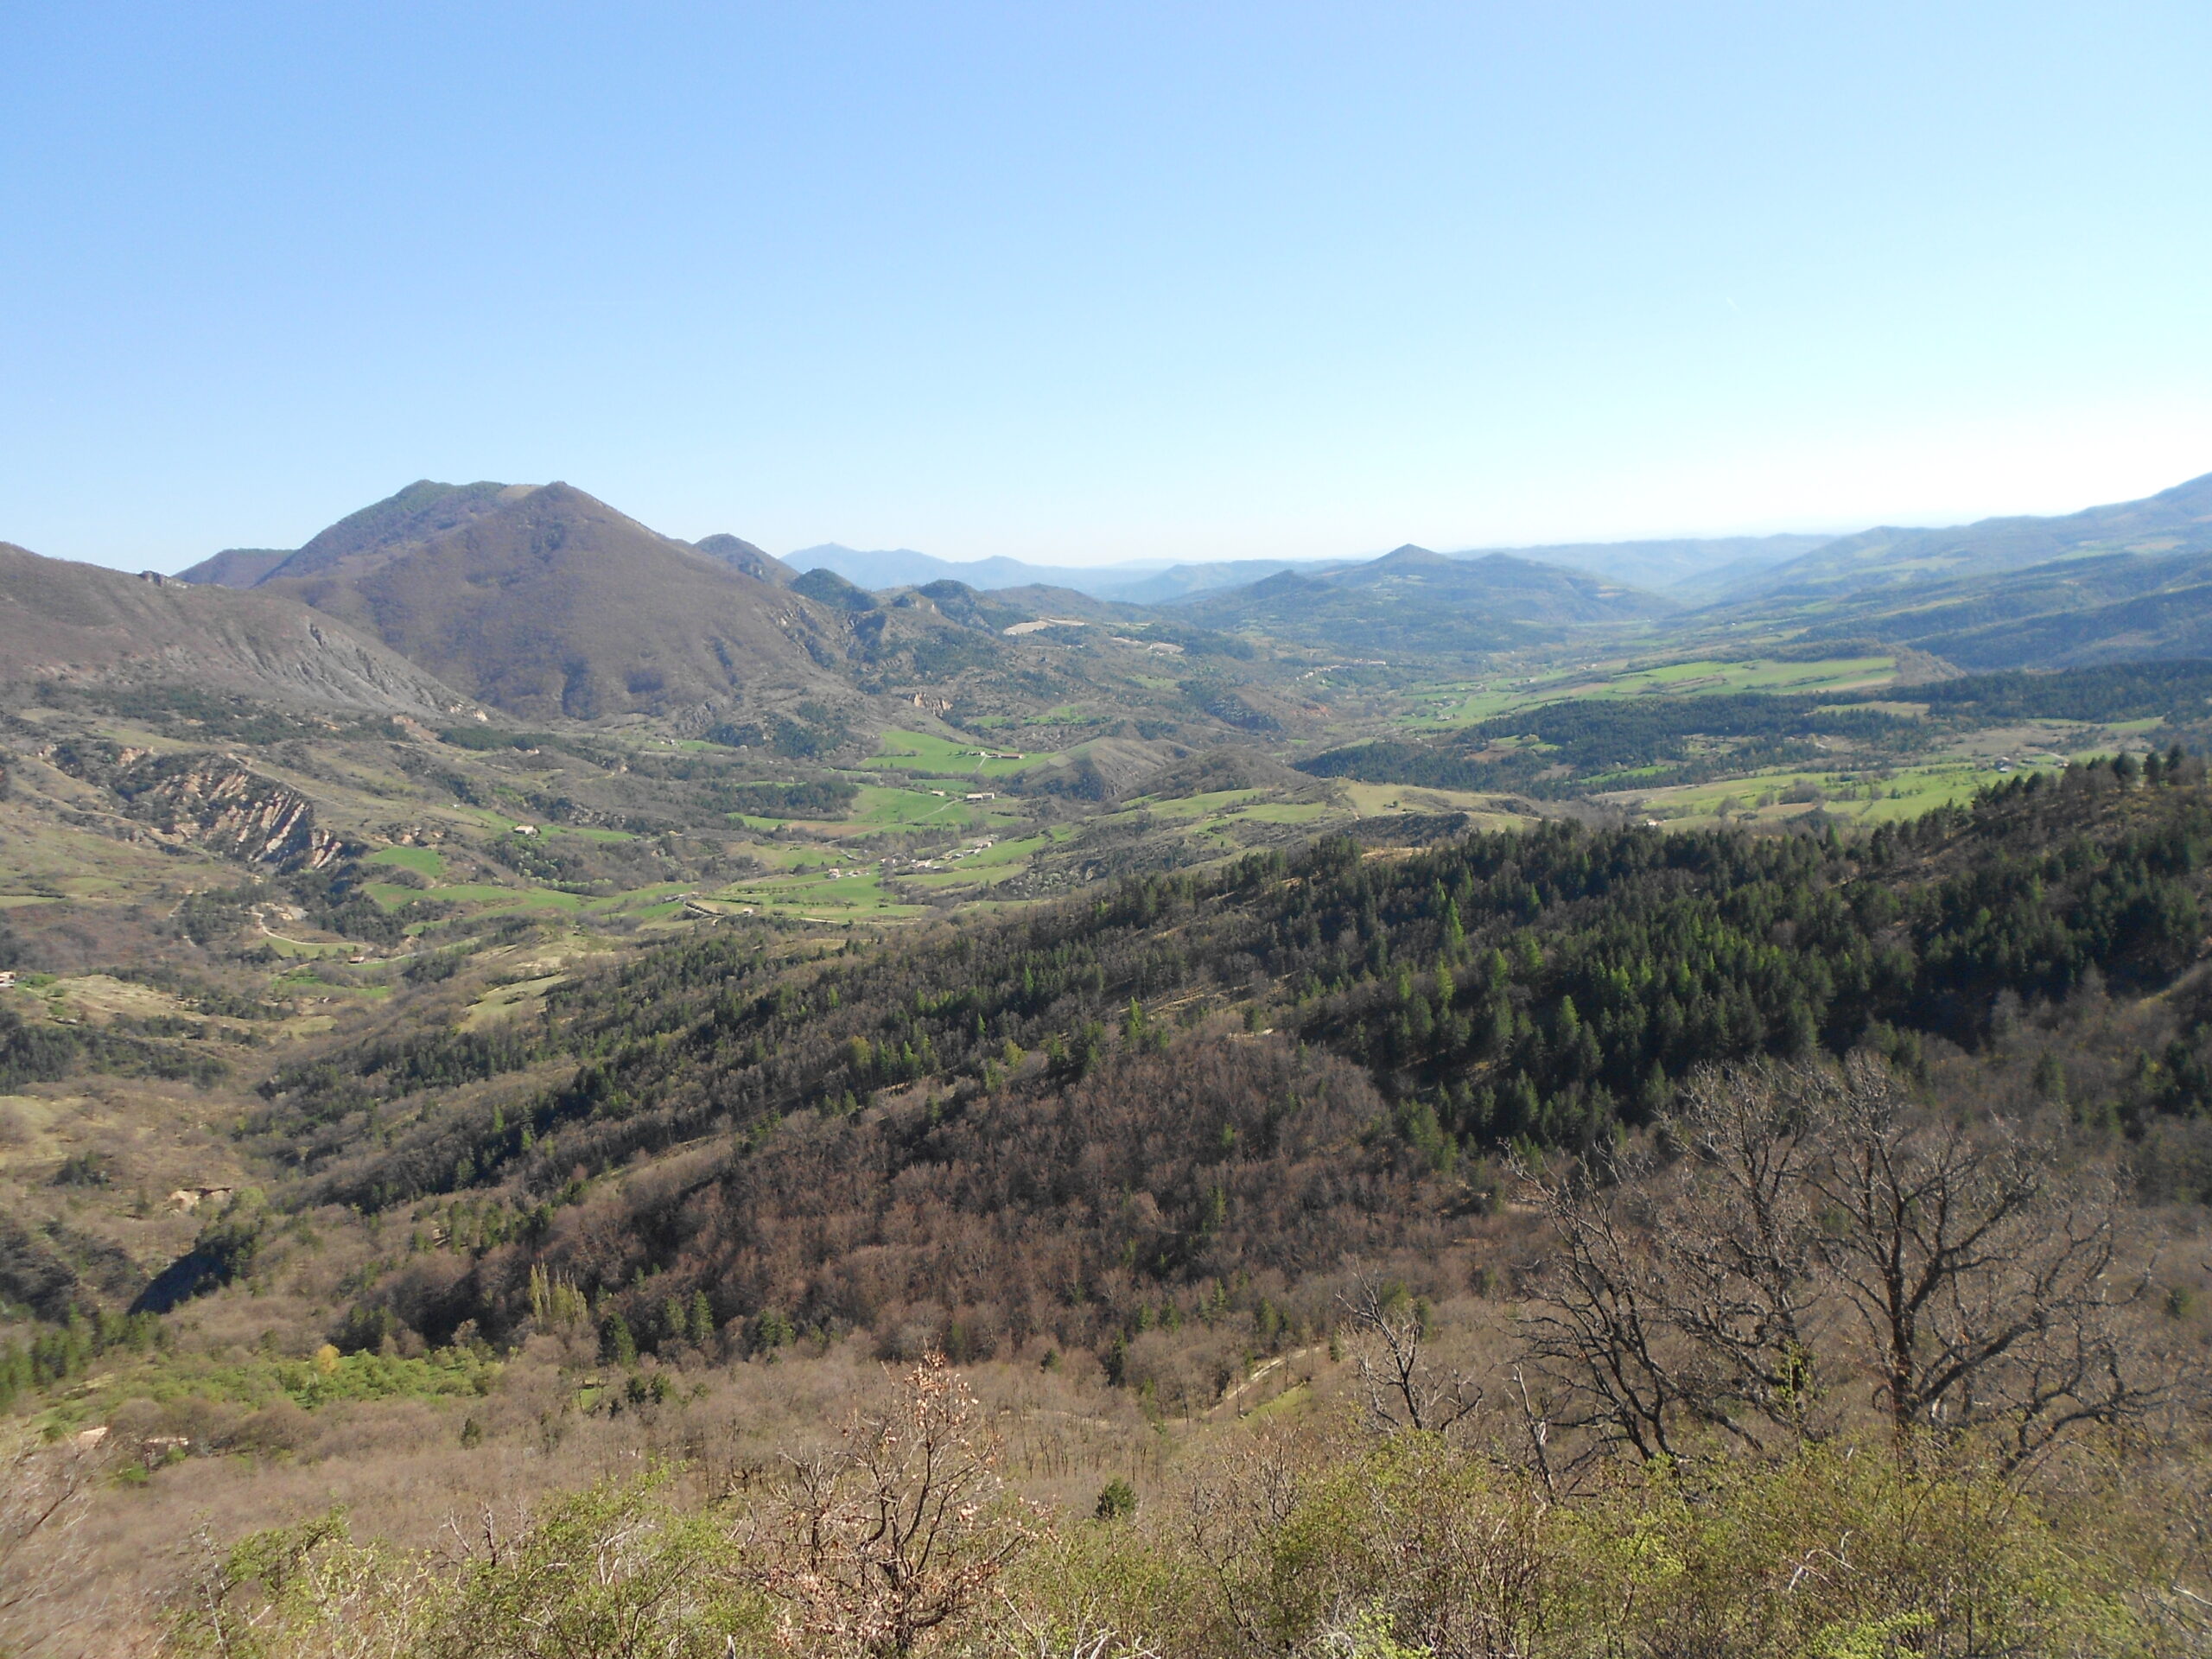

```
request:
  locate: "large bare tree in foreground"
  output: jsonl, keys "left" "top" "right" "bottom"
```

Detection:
{"left": 1520, "top": 1054, "right": 2169, "bottom": 1473}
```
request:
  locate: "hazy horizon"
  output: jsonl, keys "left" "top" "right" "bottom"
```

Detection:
{"left": 119, "top": 474, "right": 2202, "bottom": 582}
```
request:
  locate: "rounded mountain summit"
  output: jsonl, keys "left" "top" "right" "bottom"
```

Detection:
{"left": 180, "top": 481, "right": 837, "bottom": 722}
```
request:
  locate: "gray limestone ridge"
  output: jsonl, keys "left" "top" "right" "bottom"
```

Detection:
{"left": 0, "top": 543, "right": 474, "bottom": 716}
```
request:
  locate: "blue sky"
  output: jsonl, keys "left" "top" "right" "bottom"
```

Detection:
{"left": 3, "top": 2, "right": 2209, "bottom": 571}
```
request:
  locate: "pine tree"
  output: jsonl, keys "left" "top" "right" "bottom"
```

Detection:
{"left": 604, "top": 1312, "right": 637, "bottom": 1367}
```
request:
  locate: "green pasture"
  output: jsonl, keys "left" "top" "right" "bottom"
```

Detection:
{"left": 714, "top": 863, "right": 911, "bottom": 914}
{"left": 1404, "top": 655, "right": 1898, "bottom": 728}
{"left": 594, "top": 881, "right": 702, "bottom": 912}
{"left": 1607, "top": 756, "right": 2055, "bottom": 828}
{"left": 366, "top": 846, "right": 446, "bottom": 878}
{"left": 1131, "top": 788, "right": 1265, "bottom": 820}
{"left": 1230, "top": 800, "right": 1334, "bottom": 825}
{"left": 422, "top": 883, "right": 583, "bottom": 910}
{"left": 848, "top": 783, "right": 992, "bottom": 830}
{"left": 898, "top": 863, "right": 1026, "bottom": 893}
{"left": 724, "top": 783, "right": 1018, "bottom": 837}
{"left": 863, "top": 728, "right": 1049, "bottom": 779}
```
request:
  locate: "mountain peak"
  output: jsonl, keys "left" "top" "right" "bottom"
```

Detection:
{"left": 693, "top": 533, "right": 794, "bottom": 586}
{"left": 258, "top": 480, "right": 523, "bottom": 582}
{"left": 248, "top": 481, "right": 848, "bottom": 721}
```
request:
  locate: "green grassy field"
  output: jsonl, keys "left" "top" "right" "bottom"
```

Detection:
{"left": 863, "top": 728, "right": 1052, "bottom": 779}
{"left": 1129, "top": 787, "right": 1266, "bottom": 820}
{"left": 420, "top": 882, "right": 583, "bottom": 910}
{"left": 1598, "top": 757, "right": 2049, "bottom": 827}
{"left": 1333, "top": 781, "right": 1541, "bottom": 830}
{"left": 366, "top": 846, "right": 446, "bottom": 878}
{"left": 727, "top": 783, "right": 1025, "bottom": 839}
{"left": 1403, "top": 655, "right": 1899, "bottom": 728}
{"left": 708, "top": 861, "right": 926, "bottom": 920}
{"left": 847, "top": 783, "right": 995, "bottom": 830}
{"left": 1231, "top": 800, "right": 1336, "bottom": 824}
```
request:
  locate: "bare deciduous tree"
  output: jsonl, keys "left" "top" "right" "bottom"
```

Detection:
{"left": 1336, "top": 1274, "right": 1483, "bottom": 1440}
{"left": 1515, "top": 1064, "right": 1829, "bottom": 1465}
{"left": 755, "top": 1353, "right": 1033, "bottom": 1656}
{"left": 1802, "top": 1055, "right": 2160, "bottom": 1464}
{"left": 1520, "top": 1056, "right": 2166, "bottom": 1474}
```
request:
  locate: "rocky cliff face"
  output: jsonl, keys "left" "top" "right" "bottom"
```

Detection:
{"left": 45, "top": 741, "right": 346, "bottom": 871}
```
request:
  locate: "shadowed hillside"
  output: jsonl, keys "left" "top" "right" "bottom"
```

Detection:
{"left": 691, "top": 532, "right": 795, "bottom": 585}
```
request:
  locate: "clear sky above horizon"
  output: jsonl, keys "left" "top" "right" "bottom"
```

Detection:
{"left": 3, "top": 3, "right": 2209, "bottom": 573}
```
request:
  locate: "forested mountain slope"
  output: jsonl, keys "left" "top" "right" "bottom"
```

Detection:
{"left": 223, "top": 753, "right": 2212, "bottom": 1363}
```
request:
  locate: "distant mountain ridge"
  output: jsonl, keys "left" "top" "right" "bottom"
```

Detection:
{"left": 153, "top": 484, "right": 1293, "bottom": 739}
{"left": 134, "top": 462, "right": 2212, "bottom": 692}
{"left": 1792, "top": 545, "right": 2212, "bottom": 669}
{"left": 785, "top": 543, "right": 1203, "bottom": 597}
{"left": 787, "top": 535, "right": 1825, "bottom": 604}
{"left": 1725, "top": 470, "right": 2212, "bottom": 600}
{"left": 1171, "top": 544, "right": 1676, "bottom": 658}
{"left": 1477, "top": 533, "right": 1830, "bottom": 596}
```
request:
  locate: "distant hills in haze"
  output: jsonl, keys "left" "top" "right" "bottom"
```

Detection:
{"left": 787, "top": 533, "right": 1828, "bottom": 604}
{"left": 789, "top": 475, "right": 2212, "bottom": 620}
{"left": 6, "top": 465, "right": 2204, "bottom": 733}
{"left": 1145, "top": 471, "right": 2212, "bottom": 664}
{"left": 1724, "top": 470, "right": 2212, "bottom": 601}
{"left": 783, "top": 543, "right": 1300, "bottom": 602}
{"left": 1792, "top": 543, "right": 2212, "bottom": 669}
{"left": 1171, "top": 545, "right": 1677, "bottom": 658}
